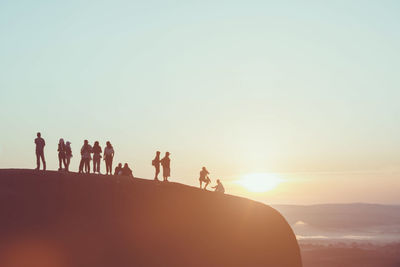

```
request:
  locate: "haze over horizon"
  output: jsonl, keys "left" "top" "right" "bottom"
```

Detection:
{"left": 1, "top": 1, "right": 399, "bottom": 205}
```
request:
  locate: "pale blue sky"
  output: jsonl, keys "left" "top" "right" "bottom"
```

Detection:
{"left": 0, "top": 1, "right": 399, "bottom": 204}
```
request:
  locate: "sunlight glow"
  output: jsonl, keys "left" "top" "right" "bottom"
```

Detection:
{"left": 236, "top": 173, "right": 284, "bottom": 193}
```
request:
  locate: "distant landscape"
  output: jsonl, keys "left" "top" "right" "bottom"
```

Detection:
{"left": 274, "top": 204, "right": 400, "bottom": 267}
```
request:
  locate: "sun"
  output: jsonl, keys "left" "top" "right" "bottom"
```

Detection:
{"left": 235, "top": 173, "right": 283, "bottom": 193}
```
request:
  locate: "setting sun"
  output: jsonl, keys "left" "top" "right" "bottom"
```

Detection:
{"left": 236, "top": 173, "right": 284, "bottom": 193}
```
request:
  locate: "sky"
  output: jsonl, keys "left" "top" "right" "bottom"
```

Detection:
{"left": 0, "top": 0, "right": 399, "bottom": 205}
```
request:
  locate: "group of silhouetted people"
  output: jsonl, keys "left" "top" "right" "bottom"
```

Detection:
{"left": 198, "top": 166, "right": 225, "bottom": 193}
{"left": 35, "top": 133, "right": 133, "bottom": 177}
{"left": 152, "top": 151, "right": 171, "bottom": 182}
{"left": 35, "top": 132, "right": 224, "bottom": 193}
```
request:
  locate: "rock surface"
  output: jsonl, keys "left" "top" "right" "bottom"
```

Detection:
{"left": 0, "top": 169, "right": 302, "bottom": 267}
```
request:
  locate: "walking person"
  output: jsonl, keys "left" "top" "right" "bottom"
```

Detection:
{"left": 199, "top": 167, "right": 211, "bottom": 190}
{"left": 160, "top": 152, "right": 171, "bottom": 182}
{"left": 152, "top": 151, "right": 161, "bottom": 181}
{"left": 65, "top": 141, "right": 72, "bottom": 172}
{"left": 92, "top": 141, "right": 102, "bottom": 174}
{"left": 34, "top": 132, "right": 46, "bottom": 171}
{"left": 103, "top": 141, "right": 114, "bottom": 175}
{"left": 79, "top": 140, "right": 92, "bottom": 174}
{"left": 58, "top": 138, "right": 66, "bottom": 171}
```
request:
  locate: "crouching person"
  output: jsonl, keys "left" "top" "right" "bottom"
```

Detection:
{"left": 212, "top": 179, "right": 225, "bottom": 194}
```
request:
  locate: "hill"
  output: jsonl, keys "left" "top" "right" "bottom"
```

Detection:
{"left": 273, "top": 204, "right": 400, "bottom": 242}
{"left": 0, "top": 169, "right": 301, "bottom": 267}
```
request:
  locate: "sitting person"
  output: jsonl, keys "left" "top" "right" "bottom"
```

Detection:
{"left": 212, "top": 179, "right": 225, "bottom": 194}
{"left": 121, "top": 163, "right": 133, "bottom": 177}
{"left": 114, "top": 163, "right": 123, "bottom": 175}
{"left": 199, "top": 167, "right": 211, "bottom": 190}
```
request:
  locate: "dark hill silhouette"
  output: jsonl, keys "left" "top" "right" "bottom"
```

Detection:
{"left": 0, "top": 169, "right": 301, "bottom": 267}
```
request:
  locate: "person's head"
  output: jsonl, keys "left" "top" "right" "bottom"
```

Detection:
{"left": 118, "top": 163, "right": 122, "bottom": 168}
{"left": 106, "top": 141, "right": 111, "bottom": 148}
{"left": 124, "top": 163, "right": 129, "bottom": 168}
{"left": 217, "top": 179, "right": 221, "bottom": 184}
{"left": 156, "top": 151, "right": 160, "bottom": 156}
{"left": 84, "top": 140, "right": 88, "bottom": 145}
{"left": 59, "top": 138, "right": 64, "bottom": 144}
{"left": 166, "top": 152, "right": 170, "bottom": 156}
{"left": 37, "top": 132, "right": 41, "bottom": 138}
{"left": 202, "top": 166, "right": 206, "bottom": 171}
{"left": 66, "top": 141, "right": 71, "bottom": 146}
{"left": 94, "top": 141, "right": 99, "bottom": 146}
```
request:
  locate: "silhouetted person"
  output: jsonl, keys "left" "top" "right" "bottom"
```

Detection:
{"left": 65, "top": 141, "right": 72, "bottom": 172}
{"left": 160, "top": 152, "right": 171, "bottom": 182}
{"left": 79, "top": 140, "right": 92, "bottom": 174}
{"left": 34, "top": 132, "right": 46, "bottom": 171}
{"left": 58, "top": 138, "right": 66, "bottom": 171}
{"left": 212, "top": 179, "right": 225, "bottom": 194}
{"left": 152, "top": 151, "right": 161, "bottom": 181}
{"left": 114, "top": 163, "right": 123, "bottom": 175}
{"left": 199, "top": 167, "right": 211, "bottom": 190}
{"left": 104, "top": 141, "right": 114, "bottom": 175}
{"left": 92, "top": 141, "right": 102, "bottom": 174}
{"left": 121, "top": 163, "right": 133, "bottom": 177}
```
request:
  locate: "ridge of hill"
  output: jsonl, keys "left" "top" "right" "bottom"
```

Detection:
{"left": 0, "top": 169, "right": 302, "bottom": 267}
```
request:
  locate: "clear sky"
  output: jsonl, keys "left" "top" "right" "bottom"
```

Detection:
{"left": 0, "top": 0, "right": 399, "bottom": 204}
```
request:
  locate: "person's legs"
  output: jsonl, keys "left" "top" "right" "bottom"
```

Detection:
{"left": 204, "top": 180, "right": 210, "bottom": 190}
{"left": 65, "top": 157, "right": 70, "bottom": 172}
{"left": 41, "top": 153, "right": 46, "bottom": 171}
{"left": 97, "top": 158, "right": 101, "bottom": 173}
{"left": 86, "top": 159, "right": 91, "bottom": 173}
{"left": 105, "top": 158, "right": 109, "bottom": 174}
{"left": 36, "top": 151, "right": 40, "bottom": 170}
{"left": 62, "top": 157, "right": 67, "bottom": 169}
{"left": 79, "top": 158, "right": 84, "bottom": 173}
{"left": 93, "top": 158, "right": 97, "bottom": 173}
{"left": 58, "top": 154, "right": 62, "bottom": 170}
{"left": 155, "top": 166, "right": 160, "bottom": 180}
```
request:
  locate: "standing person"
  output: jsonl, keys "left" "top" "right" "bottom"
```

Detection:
{"left": 79, "top": 140, "right": 92, "bottom": 174}
{"left": 122, "top": 163, "right": 133, "bottom": 177}
{"left": 114, "top": 163, "right": 123, "bottom": 175}
{"left": 160, "top": 152, "right": 171, "bottom": 182}
{"left": 34, "top": 132, "right": 46, "bottom": 171}
{"left": 65, "top": 141, "right": 72, "bottom": 172}
{"left": 199, "top": 167, "right": 211, "bottom": 190}
{"left": 92, "top": 141, "right": 102, "bottom": 174}
{"left": 58, "top": 138, "right": 66, "bottom": 171}
{"left": 212, "top": 179, "right": 225, "bottom": 194}
{"left": 103, "top": 141, "right": 114, "bottom": 175}
{"left": 152, "top": 151, "right": 161, "bottom": 181}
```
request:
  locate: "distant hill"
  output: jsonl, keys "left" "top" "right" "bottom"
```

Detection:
{"left": 0, "top": 169, "right": 301, "bottom": 267}
{"left": 273, "top": 204, "right": 400, "bottom": 242}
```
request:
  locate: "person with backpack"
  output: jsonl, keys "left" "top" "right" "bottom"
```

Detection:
{"left": 103, "top": 141, "right": 114, "bottom": 175}
{"left": 152, "top": 151, "right": 161, "bottom": 181}
{"left": 65, "top": 141, "right": 72, "bottom": 172}
{"left": 199, "top": 167, "right": 211, "bottom": 190}
{"left": 92, "top": 141, "right": 102, "bottom": 174}
{"left": 58, "top": 138, "right": 66, "bottom": 171}
{"left": 34, "top": 132, "right": 46, "bottom": 171}
{"left": 212, "top": 179, "right": 225, "bottom": 194}
{"left": 79, "top": 140, "right": 92, "bottom": 174}
{"left": 160, "top": 152, "right": 171, "bottom": 182}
